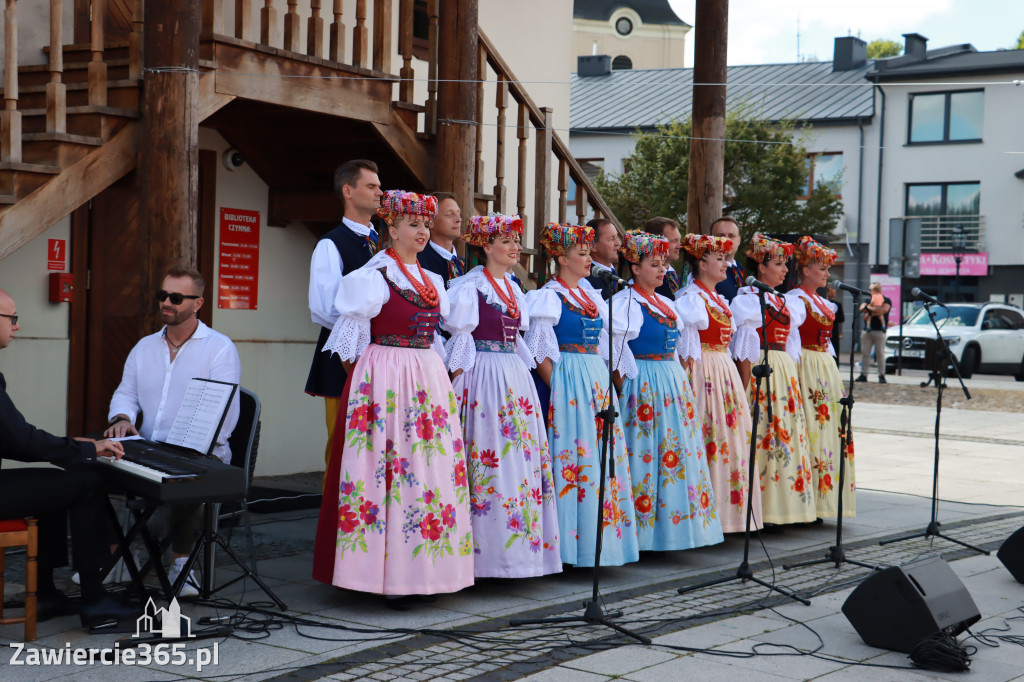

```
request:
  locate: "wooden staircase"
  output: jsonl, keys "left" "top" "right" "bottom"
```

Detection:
{"left": 0, "top": 0, "right": 618, "bottom": 278}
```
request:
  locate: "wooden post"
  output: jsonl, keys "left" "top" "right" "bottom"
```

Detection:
{"left": 1, "top": 0, "right": 20, "bottom": 163}
{"left": 308, "top": 0, "right": 324, "bottom": 58}
{"left": 141, "top": 0, "right": 201, "bottom": 331}
{"left": 557, "top": 159, "right": 567, "bottom": 224}
{"left": 372, "top": 0, "right": 392, "bottom": 73}
{"left": 352, "top": 0, "right": 368, "bottom": 68}
{"left": 398, "top": 0, "right": 413, "bottom": 102}
{"left": 284, "top": 0, "right": 300, "bottom": 51}
{"left": 329, "top": 0, "right": 344, "bottom": 62}
{"left": 236, "top": 0, "right": 253, "bottom": 41}
{"left": 424, "top": 0, "right": 438, "bottom": 133}
{"left": 474, "top": 41, "right": 485, "bottom": 194}
{"left": 575, "top": 181, "right": 587, "bottom": 226}
{"left": 89, "top": 0, "right": 107, "bottom": 107}
{"left": 129, "top": 0, "right": 144, "bottom": 80}
{"left": 534, "top": 106, "right": 552, "bottom": 236}
{"left": 260, "top": 0, "right": 278, "bottom": 47}
{"left": 492, "top": 74, "right": 507, "bottom": 213}
{"left": 46, "top": 0, "right": 66, "bottom": 134}
{"left": 516, "top": 101, "right": 528, "bottom": 234}
{"left": 434, "top": 0, "right": 477, "bottom": 218}
{"left": 686, "top": 0, "right": 728, "bottom": 234}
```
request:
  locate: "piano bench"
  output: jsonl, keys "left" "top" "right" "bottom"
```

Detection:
{"left": 0, "top": 517, "right": 38, "bottom": 642}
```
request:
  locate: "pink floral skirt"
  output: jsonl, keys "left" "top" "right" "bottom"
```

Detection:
{"left": 313, "top": 344, "right": 474, "bottom": 595}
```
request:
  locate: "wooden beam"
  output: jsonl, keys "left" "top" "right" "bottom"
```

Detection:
{"left": 434, "top": 0, "right": 477, "bottom": 220}
{"left": 371, "top": 107, "right": 434, "bottom": 188}
{"left": 686, "top": 0, "right": 728, "bottom": 234}
{"left": 0, "top": 123, "right": 139, "bottom": 262}
{"left": 198, "top": 71, "right": 236, "bottom": 121}
{"left": 268, "top": 188, "right": 344, "bottom": 225}
{"left": 212, "top": 41, "right": 393, "bottom": 124}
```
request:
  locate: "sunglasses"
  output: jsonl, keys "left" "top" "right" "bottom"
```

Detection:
{"left": 0, "top": 313, "right": 17, "bottom": 325}
{"left": 156, "top": 290, "right": 200, "bottom": 305}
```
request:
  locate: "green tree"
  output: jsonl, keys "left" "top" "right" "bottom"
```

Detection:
{"left": 866, "top": 39, "right": 902, "bottom": 58}
{"left": 1015, "top": 30, "right": 1024, "bottom": 50}
{"left": 592, "top": 111, "right": 845, "bottom": 246}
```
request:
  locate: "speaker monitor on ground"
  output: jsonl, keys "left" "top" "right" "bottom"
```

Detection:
{"left": 998, "top": 526, "right": 1024, "bottom": 583}
{"left": 841, "top": 555, "right": 980, "bottom": 653}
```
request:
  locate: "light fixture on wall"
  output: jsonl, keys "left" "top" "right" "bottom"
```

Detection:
{"left": 223, "top": 148, "right": 245, "bottom": 171}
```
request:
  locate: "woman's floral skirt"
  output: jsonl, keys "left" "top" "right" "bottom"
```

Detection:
{"left": 620, "top": 359, "right": 724, "bottom": 551}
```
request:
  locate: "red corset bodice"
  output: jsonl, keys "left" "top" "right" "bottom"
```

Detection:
{"left": 798, "top": 298, "right": 833, "bottom": 352}
{"left": 698, "top": 301, "right": 732, "bottom": 352}
{"left": 369, "top": 272, "right": 441, "bottom": 349}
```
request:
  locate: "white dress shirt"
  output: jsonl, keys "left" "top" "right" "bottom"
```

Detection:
{"left": 308, "top": 217, "right": 376, "bottom": 329}
{"left": 108, "top": 320, "right": 242, "bottom": 463}
{"left": 428, "top": 239, "right": 458, "bottom": 262}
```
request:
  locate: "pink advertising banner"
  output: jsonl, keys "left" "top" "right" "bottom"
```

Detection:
{"left": 918, "top": 252, "right": 988, "bottom": 276}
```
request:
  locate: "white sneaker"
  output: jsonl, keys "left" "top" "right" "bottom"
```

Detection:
{"left": 167, "top": 557, "right": 200, "bottom": 598}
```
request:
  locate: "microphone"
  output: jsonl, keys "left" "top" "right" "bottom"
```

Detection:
{"left": 911, "top": 287, "right": 946, "bottom": 307}
{"left": 594, "top": 267, "right": 630, "bottom": 288}
{"left": 830, "top": 279, "right": 871, "bottom": 297}
{"left": 744, "top": 275, "right": 782, "bottom": 296}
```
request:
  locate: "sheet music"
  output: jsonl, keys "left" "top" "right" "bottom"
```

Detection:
{"left": 165, "top": 378, "right": 237, "bottom": 455}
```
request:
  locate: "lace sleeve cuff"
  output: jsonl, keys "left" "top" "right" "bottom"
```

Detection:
{"left": 678, "top": 325, "right": 702, "bottom": 362}
{"left": 322, "top": 315, "right": 371, "bottom": 362}
{"left": 445, "top": 332, "right": 476, "bottom": 373}
{"left": 432, "top": 331, "right": 448, "bottom": 363}
{"left": 731, "top": 326, "right": 761, "bottom": 364}
{"left": 516, "top": 336, "right": 537, "bottom": 369}
{"left": 524, "top": 322, "right": 560, "bottom": 364}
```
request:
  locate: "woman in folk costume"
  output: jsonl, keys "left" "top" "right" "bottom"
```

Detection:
{"left": 730, "top": 234, "right": 816, "bottom": 525}
{"left": 442, "top": 214, "right": 561, "bottom": 578}
{"left": 313, "top": 190, "right": 473, "bottom": 603}
{"left": 785, "top": 236, "right": 855, "bottom": 519}
{"left": 524, "top": 223, "right": 639, "bottom": 567}
{"left": 612, "top": 230, "right": 724, "bottom": 551}
{"left": 676, "top": 233, "right": 760, "bottom": 533}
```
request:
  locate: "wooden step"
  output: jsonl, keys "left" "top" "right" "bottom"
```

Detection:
{"left": 0, "top": 161, "right": 61, "bottom": 198}
{"left": 44, "top": 41, "right": 131, "bottom": 64}
{"left": 8, "top": 79, "right": 141, "bottom": 112}
{"left": 18, "top": 59, "right": 132, "bottom": 88}
{"left": 20, "top": 105, "right": 139, "bottom": 138}
{"left": 21, "top": 132, "right": 104, "bottom": 166}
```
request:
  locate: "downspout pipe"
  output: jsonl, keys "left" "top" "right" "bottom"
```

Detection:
{"left": 874, "top": 83, "right": 886, "bottom": 267}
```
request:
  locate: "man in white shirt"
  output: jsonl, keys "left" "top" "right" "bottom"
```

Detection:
{"left": 306, "top": 160, "right": 384, "bottom": 471}
{"left": 645, "top": 217, "right": 684, "bottom": 298}
{"left": 709, "top": 216, "right": 745, "bottom": 302}
{"left": 584, "top": 217, "right": 621, "bottom": 300}
{"left": 105, "top": 265, "right": 241, "bottom": 596}
{"left": 417, "top": 191, "right": 466, "bottom": 288}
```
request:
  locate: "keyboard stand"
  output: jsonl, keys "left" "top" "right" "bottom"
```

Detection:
{"left": 102, "top": 496, "right": 177, "bottom": 601}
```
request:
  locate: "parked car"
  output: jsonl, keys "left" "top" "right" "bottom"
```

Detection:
{"left": 884, "top": 303, "right": 1024, "bottom": 380}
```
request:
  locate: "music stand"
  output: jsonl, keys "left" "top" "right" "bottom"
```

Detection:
{"left": 879, "top": 301, "right": 987, "bottom": 555}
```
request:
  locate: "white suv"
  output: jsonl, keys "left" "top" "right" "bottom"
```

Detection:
{"left": 884, "top": 303, "right": 1024, "bottom": 380}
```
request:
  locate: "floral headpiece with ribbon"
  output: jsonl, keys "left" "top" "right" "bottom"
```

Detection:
{"left": 793, "top": 235, "right": 837, "bottom": 266}
{"left": 745, "top": 232, "right": 795, "bottom": 264}
{"left": 619, "top": 229, "right": 669, "bottom": 264}
{"left": 377, "top": 189, "right": 438, "bottom": 226}
{"left": 539, "top": 222, "right": 594, "bottom": 257}
{"left": 682, "top": 233, "right": 733, "bottom": 260}
{"left": 463, "top": 214, "right": 524, "bottom": 247}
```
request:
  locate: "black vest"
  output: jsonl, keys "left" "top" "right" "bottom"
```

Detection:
{"left": 304, "top": 224, "right": 375, "bottom": 397}
{"left": 417, "top": 243, "right": 455, "bottom": 289}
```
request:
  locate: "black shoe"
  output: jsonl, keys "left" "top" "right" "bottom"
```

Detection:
{"left": 384, "top": 595, "right": 416, "bottom": 611}
{"left": 37, "top": 591, "right": 77, "bottom": 622}
{"left": 854, "top": 374, "right": 868, "bottom": 382}
{"left": 878, "top": 376, "right": 887, "bottom": 384}
{"left": 79, "top": 594, "right": 143, "bottom": 630}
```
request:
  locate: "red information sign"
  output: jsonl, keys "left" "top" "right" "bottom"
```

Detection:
{"left": 47, "top": 239, "right": 66, "bottom": 271}
{"left": 218, "top": 208, "right": 260, "bottom": 310}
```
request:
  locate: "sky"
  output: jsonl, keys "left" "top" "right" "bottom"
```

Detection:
{"left": 666, "top": 0, "right": 1024, "bottom": 66}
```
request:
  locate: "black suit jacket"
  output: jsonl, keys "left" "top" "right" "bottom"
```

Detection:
{"left": 0, "top": 372, "right": 95, "bottom": 468}
{"left": 585, "top": 264, "right": 617, "bottom": 300}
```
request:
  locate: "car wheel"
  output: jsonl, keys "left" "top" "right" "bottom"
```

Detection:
{"left": 959, "top": 345, "right": 977, "bottom": 379}
{"left": 1016, "top": 354, "right": 1024, "bottom": 382}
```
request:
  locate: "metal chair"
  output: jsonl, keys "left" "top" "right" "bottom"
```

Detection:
{"left": 0, "top": 518, "right": 38, "bottom": 641}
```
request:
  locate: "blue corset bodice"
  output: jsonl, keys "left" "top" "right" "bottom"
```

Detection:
{"left": 627, "top": 303, "right": 679, "bottom": 360}
{"left": 553, "top": 295, "right": 603, "bottom": 354}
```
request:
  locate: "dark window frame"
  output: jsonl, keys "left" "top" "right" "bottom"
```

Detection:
{"left": 801, "top": 151, "right": 843, "bottom": 200}
{"left": 907, "top": 88, "right": 984, "bottom": 145}
{"left": 904, "top": 181, "right": 980, "bottom": 217}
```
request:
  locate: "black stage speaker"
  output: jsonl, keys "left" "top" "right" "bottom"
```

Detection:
{"left": 841, "top": 556, "right": 980, "bottom": 653}
{"left": 998, "top": 526, "right": 1024, "bottom": 583}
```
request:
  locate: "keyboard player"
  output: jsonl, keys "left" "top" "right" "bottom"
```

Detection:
{"left": 104, "top": 265, "right": 241, "bottom": 597}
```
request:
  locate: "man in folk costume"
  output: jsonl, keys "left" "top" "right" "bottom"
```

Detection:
{"left": 416, "top": 191, "right": 467, "bottom": 288}
{"left": 306, "top": 160, "right": 383, "bottom": 472}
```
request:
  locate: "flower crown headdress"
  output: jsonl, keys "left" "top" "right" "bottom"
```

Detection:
{"left": 539, "top": 222, "right": 594, "bottom": 257}
{"left": 620, "top": 229, "right": 669, "bottom": 264}
{"left": 463, "top": 214, "right": 524, "bottom": 247}
{"left": 793, "top": 235, "right": 837, "bottom": 266}
{"left": 746, "top": 232, "right": 794, "bottom": 263}
{"left": 682, "top": 233, "right": 733, "bottom": 260}
{"left": 377, "top": 190, "right": 438, "bottom": 226}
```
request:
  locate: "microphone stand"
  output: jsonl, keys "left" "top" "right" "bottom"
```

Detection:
{"left": 678, "top": 285, "right": 809, "bottom": 606}
{"left": 785, "top": 288, "right": 879, "bottom": 571}
{"left": 880, "top": 301, "right": 987, "bottom": 554}
{"left": 511, "top": 278, "right": 650, "bottom": 644}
